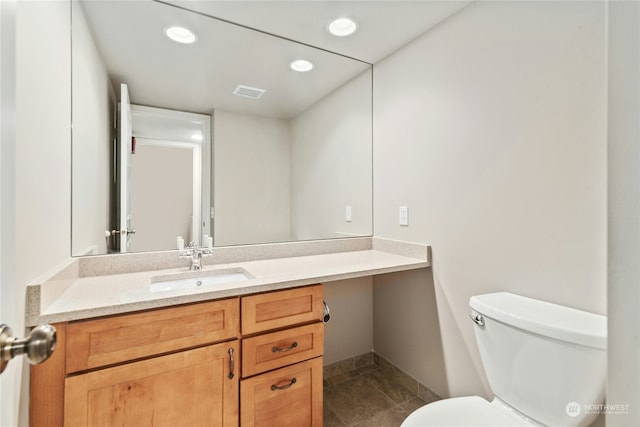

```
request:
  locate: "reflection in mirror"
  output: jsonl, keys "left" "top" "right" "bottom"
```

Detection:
{"left": 129, "top": 104, "right": 210, "bottom": 253}
{"left": 71, "top": 0, "right": 372, "bottom": 256}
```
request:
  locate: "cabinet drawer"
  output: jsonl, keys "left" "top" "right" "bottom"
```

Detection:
{"left": 66, "top": 298, "right": 239, "bottom": 373}
{"left": 242, "top": 322, "right": 323, "bottom": 377}
{"left": 240, "top": 357, "right": 323, "bottom": 427}
{"left": 241, "top": 285, "right": 323, "bottom": 335}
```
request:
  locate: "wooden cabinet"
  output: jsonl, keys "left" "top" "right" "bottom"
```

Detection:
{"left": 66, "top": 298, "right": 239, "bottom": 373}
{"left": 32, "top": 298, "right": 240, "bottom": 427}
{"left": 65, "top": 341, "right": 239, "bottom": 427}
{"left": 240, "top": 285, "right": 324, "bottom": 427}
{"left": 241, "top": 285, "right": 323, "bottom": 335}
{"left": 240, "top": 357, "right": 323, "bottom": 427}
{"left": 242, "top": 322, "right": 324, "bottom": 378}
{"left": 30, "top": 285, "right": 324, "bottom": 427}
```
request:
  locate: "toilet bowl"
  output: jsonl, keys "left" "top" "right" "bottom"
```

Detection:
{"left": 403, "top": 396, "right": 537, "bottom": 426}
{"left": 401, "top": 292, "right": 607, "bottom": 427}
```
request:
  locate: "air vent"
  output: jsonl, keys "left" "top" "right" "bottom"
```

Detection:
{"left": 233, "top": 85, "right": 266, "bottom": 99}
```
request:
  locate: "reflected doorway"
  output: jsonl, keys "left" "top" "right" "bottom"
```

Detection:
{"left": 114, "top": 105, "right": 211, "bottom": 252}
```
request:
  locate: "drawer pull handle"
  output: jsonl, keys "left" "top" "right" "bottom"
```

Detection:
{"left": 272, "top": 341, "right": 298, "bottom": 353}
{"left": 271, "top": 377, "right": 296, "bottom": 391}
{"left": 228, "top": 348, "right": 235, "bottom": 379}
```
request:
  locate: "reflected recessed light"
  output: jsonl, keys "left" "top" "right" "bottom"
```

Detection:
{"left": 290, "top": 59, "right": 314, "bottom": 72}
{"left": 191, "top": 132, "right": 203, "bottom": 141}
{"left": 328, "top": 17, "right": 358, "bottom": 37}
{"left": 165, "top": 26, "right": 197, "bottom": 44}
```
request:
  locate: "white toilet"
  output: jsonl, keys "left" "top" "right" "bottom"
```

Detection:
{"left": 402, "top": 292, "right": 607, "bottom": 427}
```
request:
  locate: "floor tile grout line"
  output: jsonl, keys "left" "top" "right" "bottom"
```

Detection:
{"left": 328, "top": 367, "right": 377, "bottom": 427}
{"left": 332, "top": 404, "right": 351, "bottom": 427}
{"left": 324, "top": 362, "right": 422, "bottom": 427}
{"left": 323, "top": 382, "right": 357, "bottom": 427}
{"left": 359, "top": 365, "right": 420, "bottom": 407}
{"left": 360, "top": 372, "right": 402, "bottom": 406}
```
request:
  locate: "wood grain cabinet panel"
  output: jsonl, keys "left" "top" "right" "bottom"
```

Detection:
{"left": 66, "top": 298, "right": 239, "bottom": 373}
{"left": 31, "top": 285, "right": 324, "bottom": 427}
{"left": 30, "top": 323, "right": 66, "bottom": 427}
{"left": 240, "top": 357, "right": 323, "bottom": 427}
{"left": 241, "top": 285, "right": 323, "bottom": 335}
{"left": 242, "top": 322, "right": 324, "bottom": 378}
{"left": 64, "top": 341, "right": 239, "bottom": 427}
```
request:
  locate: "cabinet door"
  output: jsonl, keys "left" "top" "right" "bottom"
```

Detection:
{"left": 240, "top": 357, "right": 322, "bottom": 427}
{"left": 64, "top": 341, "right": 239, "bottom": 427}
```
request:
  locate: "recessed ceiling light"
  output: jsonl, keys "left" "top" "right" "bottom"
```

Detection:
{"left": 165, "top": 26, "right": 197, "bottom": 44}
{"left": 290, "top": 59, "right": 314, "bottom": 72}
{"left": 328, "top": 17, "right": 358, "bottom": 37}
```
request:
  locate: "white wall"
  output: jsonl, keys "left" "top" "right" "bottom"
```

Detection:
{"left": 289, "top": 71, "right": 372, "bottom": 241}
{"left": 372, "top": 0, "right": 606, "bottom": 400}
{"left": 213, "top": 110, "right": 291, "bottom": 246}
{"left": 607, "top": 1, "right": 640, "bottom": 425}
{"left": 10, "top": 2, "right": 71, "bottom": 426}
{"left": 70, "top": 1, "right": 113, "bottom": 256}
{"left": 323, "top": 277, "right": 373, "bottom": 365}
{"left": 0, "top": 0, "right": 18, "bottom": 425}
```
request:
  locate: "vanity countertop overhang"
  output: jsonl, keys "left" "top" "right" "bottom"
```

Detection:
{"left": 25, "top": 237, "right": 430, "bottom": 326}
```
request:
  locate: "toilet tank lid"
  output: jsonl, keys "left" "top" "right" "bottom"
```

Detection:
{"left": 469, "top": 292, "right": 606, "bottom": 349}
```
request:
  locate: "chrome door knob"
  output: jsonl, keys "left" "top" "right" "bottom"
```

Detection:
{"left": 0, "top": 324, "right": 57, "bottom": 374}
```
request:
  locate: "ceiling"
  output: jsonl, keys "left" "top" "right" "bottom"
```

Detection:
{"left": 165, "top": 1, "right": 472, "bottom": 64}
{"left": 77, "top": 1, "right": 470, "bottom": 119}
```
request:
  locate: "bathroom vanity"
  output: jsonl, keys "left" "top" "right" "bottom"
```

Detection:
{"left": 33, "top": 285, "right": 323, "bottom": 427}
{"left": 59, "top": 298, "right": 240, "bottom": 427}
{"left": 27, "top": 238, "right": 430, "bottom": 427}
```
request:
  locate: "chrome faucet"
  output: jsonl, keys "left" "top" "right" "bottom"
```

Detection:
{"left": 190, "top": 247, "right": 203, "bottom": 270}
{"left": 179, "top": 242, "right": 212, "bottom": 270}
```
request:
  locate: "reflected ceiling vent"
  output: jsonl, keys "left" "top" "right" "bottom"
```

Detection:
{"left": 233, "top": 85, "right": 266, "bottom": 99}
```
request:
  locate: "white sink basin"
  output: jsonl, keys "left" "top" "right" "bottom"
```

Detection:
{"left": 150, "top": 268, "right": 253, "bottom": 292}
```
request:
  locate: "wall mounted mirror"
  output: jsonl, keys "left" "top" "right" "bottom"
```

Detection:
{"left": 71, "top": 0, "right": 372, "bottom": 256}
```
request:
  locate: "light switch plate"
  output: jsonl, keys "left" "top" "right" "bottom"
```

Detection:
{"left": 399, "top": 206, "right": 408, "bottom": 226}
{"left": 346, "top": 206, "right": 352, "bottom": 222}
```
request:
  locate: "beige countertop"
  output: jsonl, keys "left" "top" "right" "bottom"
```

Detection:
{"left": 26, "top": 238, "right": 430, "bottom": 326}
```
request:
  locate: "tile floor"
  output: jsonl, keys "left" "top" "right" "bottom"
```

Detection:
{"left": 323, "top": 359, "right": 437, "bottom": 427}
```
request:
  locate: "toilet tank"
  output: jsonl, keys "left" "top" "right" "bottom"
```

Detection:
{"left": 469, "top": 292, "right": 606, "bottom": 427}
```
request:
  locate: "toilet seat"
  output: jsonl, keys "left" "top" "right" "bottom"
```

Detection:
{"left": 401, "top": 396, "right": 535, "bottom": 427}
